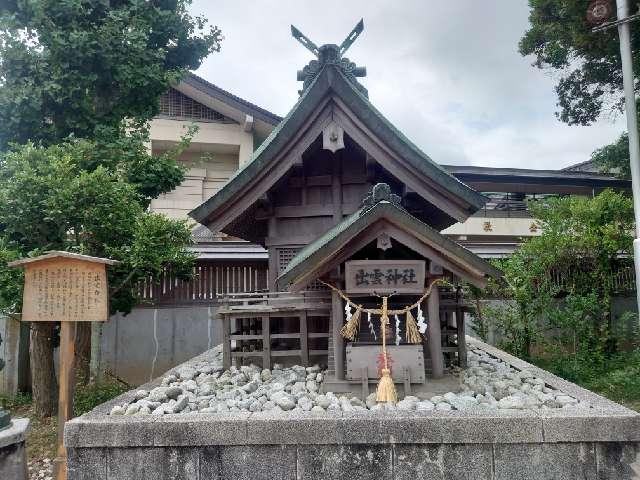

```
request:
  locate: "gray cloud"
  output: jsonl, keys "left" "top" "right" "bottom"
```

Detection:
{"left": 190, "top": 0, "right": 624, "bottom": 169}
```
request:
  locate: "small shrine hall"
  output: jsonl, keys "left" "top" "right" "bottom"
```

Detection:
{"left": 189, "top": 21, "right": 500, "bottom": 398}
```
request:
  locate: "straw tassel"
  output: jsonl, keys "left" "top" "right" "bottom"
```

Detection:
{"left": 376, "top": 297, "right": 398, "bottom": 403}
{"left": 405, "top": 310, "right": 422, "bottom": 344}
{"left": 340, "top": 305, "right": 362, "bottom": 341}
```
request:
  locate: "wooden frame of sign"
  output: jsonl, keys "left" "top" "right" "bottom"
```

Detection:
{"left": 9, "top": 251, "right": 119, "bottom": 480}
{"left": 345, "top": 260, "right": 426, "bottom": 294}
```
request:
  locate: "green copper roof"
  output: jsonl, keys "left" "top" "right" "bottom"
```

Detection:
{"left": 277, "top": 184, "right": 501, "bottom": 290}
{"left": 189, "top": 64, "right": 486, "bottom": 227}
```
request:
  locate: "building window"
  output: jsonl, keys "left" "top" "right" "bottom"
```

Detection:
{"left": 158, "top": 88, "right": 237, "bottom": 123}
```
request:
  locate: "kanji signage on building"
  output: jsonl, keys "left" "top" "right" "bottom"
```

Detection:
{"left": 345, "top": 260, "right": 426, "bottom": 294}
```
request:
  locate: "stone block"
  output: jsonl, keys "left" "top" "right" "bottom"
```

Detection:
{"left": 0, "top": 441, "right": 28, "bottom": 480}
{"left": 436, "top": 411, "right": 543, "bottom": 444}
{"left": 65, "top": 417, "right": 156, "bottom": 447}
{"left": 296, "top": 444, "right": 392, "bottom": 480}
{"left": 343, "top": 411, "right": 444, "bottom": 444}
{"left": 200, "top": 445, "right": 296, "bottom": 480}
{"left": 540, "top": 410, "right": 640, "bottom": 443}
{"left": 106, "top": 447, "right": 198, "bottom": 480}
{"left": 595, "top": 442, "right": 640, "bottom": 480}
{"left": 494, "top": 442, "right": 597, "bottom": 480}
{"left": 246, "top": 410, "right": 342, "bottom": 445}
{"left": 67, "top": 447, "right": 106, "bottom": 480}
{"left": 152, "top": 413, "right": 249, "bottom": 446}
{"left": 0, "top": 418, "right": 29, "bottom": 449}
{"left": 394, "top": 444, "right": 493, "bottom": 480}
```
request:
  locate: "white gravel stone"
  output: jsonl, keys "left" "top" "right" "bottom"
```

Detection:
{"left": 165, "top": 386, "right": 182, "bottom": 400}
{"left": 110, "top": 405, "right": 125, "bottom": 415}
{"left": 109, "top": 343, "right": 585, "bottom": 417}
{"left": 416, "top": 400, "right": 435, "bottom": 411}
{"left": 124, "top": 404, "right": 140, "bottom": 416}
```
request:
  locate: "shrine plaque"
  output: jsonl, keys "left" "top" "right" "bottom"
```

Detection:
{"left": 345, "top": 260, "right": 425, "bottom": 294}
{"left": 9, "top": 252, "right": 118, "bottom": 322}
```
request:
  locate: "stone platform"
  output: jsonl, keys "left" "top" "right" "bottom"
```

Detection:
{"left": 65, "top": 339, "right": 640, "bottom": 479}
{"left": 0, "top": 418, "right": 29, "bottom": 480}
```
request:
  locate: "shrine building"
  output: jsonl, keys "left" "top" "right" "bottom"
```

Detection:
{"left": 189, "top": 23, "right": 501, "bottom": 394}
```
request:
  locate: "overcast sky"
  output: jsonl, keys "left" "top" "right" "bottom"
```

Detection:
{"left": 190, "top": 0, "right": 625, "bottom": 170}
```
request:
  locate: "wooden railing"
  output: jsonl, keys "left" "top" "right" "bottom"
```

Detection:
{"left": 137, "top": 261, "right": 269, "bottom": 306}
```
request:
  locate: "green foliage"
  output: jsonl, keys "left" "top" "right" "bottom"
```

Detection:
{"left": 475, "top": 190, "right": 635, "bottom": 358}
{"left": 0, "top": 141, "right": 196, "bottom": 314}
{"left": 0, "top": 1, "right": 219, "bottom": 315}
{"left": 73, "top": 382, "right": 128, "bottom": 416}
{"left": 0, "top": 238, "right": 22, "bottom": 314}
{"left": 591, "top": 132, "right": 631, "bottom": 179}
{"left": 0, "top": 0, "right": 222, "bottom": 148}
{"left": 519, "top": 0, "right": 640, "bottom": 126}
{"left": 0, "top": 391, "right": 32, "bottom": 411}
{"left": 534, "top": 349, "right": 640, "bottom": 407}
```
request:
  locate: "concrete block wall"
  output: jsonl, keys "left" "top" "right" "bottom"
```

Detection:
{"left": 101, "top": 306, "right": 221, "bottom": 385}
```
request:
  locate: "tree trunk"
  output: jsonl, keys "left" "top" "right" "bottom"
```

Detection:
{"left": 74, "top": 322, "right": 91, "bottom": 385}
{"left": 30, "top": 322, "right": 58, "bottom": 418}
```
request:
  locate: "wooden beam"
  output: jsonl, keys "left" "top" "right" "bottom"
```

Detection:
{"left": 222, "top": 315, "right": 231, "bottom": 370}
{"left": 299, "top": 310, "right": 309, "bottom": 366}
{"left": 262, "top": 316, "right": 271, "bottom": 370}
{"left": 427, "top": 288, "right": 444, "bottom": 379}
{"left": 331, "top": 290, "right": 345, "bottom": 380}
{"left": 456, "top": 293, "right": 467, "bottom": 368}
{"left": 53, "top": 321, "right": 76, "bottom": 480}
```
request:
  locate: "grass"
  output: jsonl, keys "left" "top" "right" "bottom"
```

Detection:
{"left": 530, "top": 350, "right": 640, "bottom": 412}
{"left": 0, "top": 380, "right": 128, "bottom": 477}
{"left": 1, "top": 392, "right": 57, "bottom": 476}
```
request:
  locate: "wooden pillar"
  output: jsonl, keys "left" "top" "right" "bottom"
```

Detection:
{"left": 427, "top": 287, "right": 444, "bottom": 379}
{"left": 262, "top": 316, "right": 271, "bottom": 370}
{"left": 456, "top": 305, "right": 467, "bottom": 369}
{"left": 222, "top": 315, "right": 231, "bottom": 370}
{"left": 54, "top": 321, "right": 76, "bottom": 480}
{"left": 299, "top": 310, "right": 309, "bottom": 366}
{"left": 331, "top": 290, "right": 345, "bottom": 380}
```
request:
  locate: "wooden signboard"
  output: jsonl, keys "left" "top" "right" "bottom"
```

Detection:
{"left": 345, "top": 260, "right": 426, "bottom": 294}
{"left": 9, "top": 251, "right": 118, "bottom": 480}
{"left": 19, "top": 256, "right": 110, "bottom": 323}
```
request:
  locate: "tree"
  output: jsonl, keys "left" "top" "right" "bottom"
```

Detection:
{"left": 0, "top": 0, "right": 221, "bottom": 417}
{"left": 483, "top": 190, "right": 635, "bottom": 360}
{"left": 0, "top": 0, "right": 222, "bottom": 147}
{"left": 591, "top": 132, "right": 631, "bottom": 178}
{"left": 519, "top": 0, "right": 640, "bottom": 126}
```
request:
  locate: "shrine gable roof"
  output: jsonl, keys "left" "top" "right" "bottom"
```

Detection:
{"left": 189, "top": 65, "right": 486, "bottom": 235}
{"left": 277, "top": 184, "right": 501, "bottom": 291}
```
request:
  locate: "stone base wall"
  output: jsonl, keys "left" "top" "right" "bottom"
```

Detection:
{"left": 67, "top": 441, "right": 640, "bottom": 480}
{"left": 65, "top": 339, "right": 640, "bottom": 480}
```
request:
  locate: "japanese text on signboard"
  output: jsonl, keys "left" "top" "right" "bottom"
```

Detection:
{"left": 345, "top": 260, "right": 425, "bottom": 294}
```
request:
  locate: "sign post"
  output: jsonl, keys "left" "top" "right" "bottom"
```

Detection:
{"left": 9, "top": 251, "right": 119, "bottom": 480}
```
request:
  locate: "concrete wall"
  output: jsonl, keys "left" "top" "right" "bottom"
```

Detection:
{"left": 100, "top": 306, "right": 221, "bottom": 386}
{"left": 65, "top": 339, "right": 640, "bottom": 480}
{"left": 0, "top": 315, "right": 29, "bottom": 397}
